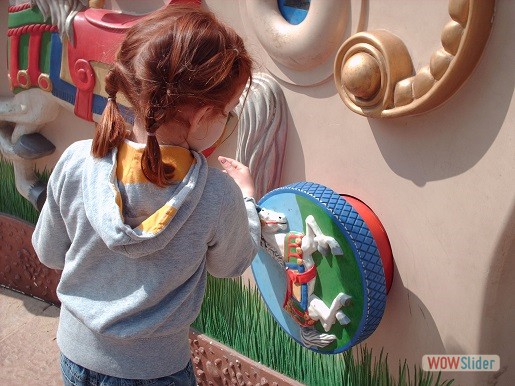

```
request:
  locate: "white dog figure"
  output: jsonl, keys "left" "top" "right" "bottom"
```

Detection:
{"left": 259, "top": 207, "right": 352, "bottom": 349}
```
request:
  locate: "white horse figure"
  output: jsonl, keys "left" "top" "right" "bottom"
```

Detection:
{"left": 259, "top": 208, "right": 352, "bottom": 349}
{"left": 0, "top": 0, "right": 288, "bottom": 209}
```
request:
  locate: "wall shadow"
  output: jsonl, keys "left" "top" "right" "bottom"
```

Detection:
{"left": 368, "top": 1, "right": 514, "bottom": 186}
{"left": 279, "top": 103, "right": 307, "bottom": 184}
{"left": 364, "top": 261, "right": 446, "bottom": 368}
{"left": 478, "top": 199, "right": 515, "bottom": 386}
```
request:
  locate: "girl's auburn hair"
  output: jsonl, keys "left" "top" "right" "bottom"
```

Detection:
{"left": 91, "top": 3, "right": 253, "bottom": 187}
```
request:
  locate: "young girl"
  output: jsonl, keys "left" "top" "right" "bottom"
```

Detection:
{"left": 32, "top": 4, "right": 260, "bottom": 385}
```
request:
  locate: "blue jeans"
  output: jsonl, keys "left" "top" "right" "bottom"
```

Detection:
{"left": 60, "top": 353, "right": 197, "bottom": 386}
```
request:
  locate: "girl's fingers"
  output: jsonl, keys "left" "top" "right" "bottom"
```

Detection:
{"left": 218, "top": 156, "right": 240, "bottom": 171}
{"left": 218, "top": 156, "right": 255, "bottom": 199}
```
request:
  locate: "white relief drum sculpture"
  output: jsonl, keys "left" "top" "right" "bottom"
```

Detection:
{"left": 253, "top": 182, "right": 394, "bottom": 353}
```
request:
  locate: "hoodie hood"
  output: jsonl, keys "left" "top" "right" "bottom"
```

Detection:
{"left": 83, "top": 140, "right": 208, "bottom": 258}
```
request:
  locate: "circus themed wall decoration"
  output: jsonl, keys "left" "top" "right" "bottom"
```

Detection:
{"left": 243, "top": 0, "right": 352, "bottom": 86}
{"left": 0, "top": 1, "right": 287, "bottom": 209}
{"left": 253, "top": 182, "right": 393, "bottom": 353}
{"left": 242, "top": 0, "right": 494, "bottom": 116}
{"left": 334, "top": 0, "right": 496, "bottom": 118}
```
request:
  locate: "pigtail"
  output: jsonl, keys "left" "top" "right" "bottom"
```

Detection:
{"left": 141, "top": 108, "right": 175, "bottom": 187}
{"left": 92, "top": 5, "right": 253, "bottom": 186}
{"left": 91, "top": 68, "right": 127, "bottom": 158}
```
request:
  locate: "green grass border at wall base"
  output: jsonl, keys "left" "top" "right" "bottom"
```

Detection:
{"left": 0, "top": 158, "right": 453, "bottom": 385}
{"left": 0, "top": 157, "right": 45, "bottom": 224}
{"left": 193, "top": 275, "right": 454, "bottom": 386}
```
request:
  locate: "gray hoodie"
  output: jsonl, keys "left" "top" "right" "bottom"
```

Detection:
{"left": 32, "top": 139, "right": 261, "bottom": 379}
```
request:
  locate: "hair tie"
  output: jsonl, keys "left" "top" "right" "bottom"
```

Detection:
{"left": 107, "top": 96, "right": 116, "bottom": 102}
{"left": 147, "top": 132, "right": 156, "bottom": 137}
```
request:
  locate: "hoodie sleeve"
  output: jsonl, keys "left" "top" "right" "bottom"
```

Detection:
{"left": 206, "top": 186, "right": 261, "bottom": 278}
{"left": 32, "top": 150, "right": 72, "bottom": 270}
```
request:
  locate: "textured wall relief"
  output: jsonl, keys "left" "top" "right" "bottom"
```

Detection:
{"left": 334, "top": 0, "right": 496, "bottom": 118}
{"left": 0, "top": 214, "right": 61, "bottom": 305}
{"left": 253, "top": 182, "right": 394, "bottom": 353}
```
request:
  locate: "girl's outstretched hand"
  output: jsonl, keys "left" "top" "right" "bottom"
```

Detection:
{"left": 218, "top": 156, "right": 255, "bottom": 199}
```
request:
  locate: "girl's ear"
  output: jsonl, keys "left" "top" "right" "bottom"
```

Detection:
{"left": 188, "top": 105, "right": 213, "bottom": 135}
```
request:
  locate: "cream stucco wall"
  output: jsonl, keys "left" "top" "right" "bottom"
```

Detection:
{"left": 1, "top": 1, "right": 513, "bottom": 385}
{"left": 213, "top": 2, "right": 515, "bottom": 384}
